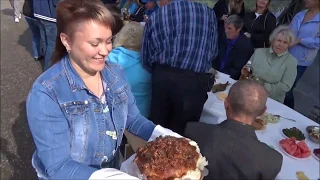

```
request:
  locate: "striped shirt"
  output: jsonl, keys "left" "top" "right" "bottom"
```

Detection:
{"left": 141, "top": 0, "right": 218, "bottom": 73}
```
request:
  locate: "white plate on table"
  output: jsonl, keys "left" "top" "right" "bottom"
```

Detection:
{"left": 279, "top": 143, "right": 310, "bottom": 160}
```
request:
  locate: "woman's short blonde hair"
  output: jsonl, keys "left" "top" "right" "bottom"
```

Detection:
{"left": 113, "top": 22, "right": 144, "bottom": 51}
{"left": 269, "top": 25, "right": 295, "bottom": 44}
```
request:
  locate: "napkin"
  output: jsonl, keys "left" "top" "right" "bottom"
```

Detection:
{"left": 89, "top": 168, "right": 139, "bottom": 179}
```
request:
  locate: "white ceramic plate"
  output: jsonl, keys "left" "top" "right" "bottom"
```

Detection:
{"left": 279, "top": 143, "right": 310, "bottom": 160}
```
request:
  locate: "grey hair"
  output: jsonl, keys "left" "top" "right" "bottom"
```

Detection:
{"left": 113, "top": 22, "right": 144, "bottom": 52}
{"left": 269, "top": 25, "right": 295, "bottom": 44}
{"left": 225, "top": 15, "right": 244, "bottom": 30}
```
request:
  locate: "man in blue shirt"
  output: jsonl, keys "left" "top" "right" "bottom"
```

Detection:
{"left": 141, "top": 0, "right": 218, "bottom": 134}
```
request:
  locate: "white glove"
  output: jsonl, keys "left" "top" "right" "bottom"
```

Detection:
{"left": 89, "top": 168, "right": 139, "bottom": 179}
{"left": 147, "top": 125, "right": 183, "bottom": 142}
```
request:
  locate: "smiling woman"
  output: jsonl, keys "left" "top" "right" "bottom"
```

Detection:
{"left": 25, "top": 0, "right": 172, "bottom": 179}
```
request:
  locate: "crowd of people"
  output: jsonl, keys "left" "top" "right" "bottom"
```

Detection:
{"left": 8, "top": 0, "right": 319, "bottom": 179}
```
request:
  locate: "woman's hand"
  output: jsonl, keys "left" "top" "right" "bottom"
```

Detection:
{"left": 291, "top": 38, "right": 301, "bottom": 47}
{"left": 221, "top": 14, "right": 228, "bottom": 21}
{"left": 244, "top": 32, "right": 251, "bottom": 38}
{"left": 143, "top": 15, "right": 148, "bottom": 22}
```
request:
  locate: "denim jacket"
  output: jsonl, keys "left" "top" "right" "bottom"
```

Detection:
{"left": 26, "top": 55, "right": 156, "bottom": 179}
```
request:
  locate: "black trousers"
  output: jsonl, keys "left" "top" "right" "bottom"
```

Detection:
{"left": 150, "top": 64, "right": 212, "bottom": 135}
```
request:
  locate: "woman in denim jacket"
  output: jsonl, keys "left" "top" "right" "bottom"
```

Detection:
{"left": 26, "top": 0, "right": 179, "bottom": 179}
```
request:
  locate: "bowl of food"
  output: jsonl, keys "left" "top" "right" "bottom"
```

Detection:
{"left": 313, "top": 148, "right": 320, "bottom": 161}
{"left": 134, "top": 136, "right": 208, "bottom": 180}
{"left": 281, "top": 127, "right": 306, "bottom": 141}
{"left": 306, "top": 126, "right": 320, "bottom": 144}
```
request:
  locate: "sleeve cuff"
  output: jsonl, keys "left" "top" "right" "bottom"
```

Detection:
{"left": 148, "top": 125, "right": 183, "bottom": 142}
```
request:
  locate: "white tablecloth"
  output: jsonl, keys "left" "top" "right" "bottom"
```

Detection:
{"left": 199, "top": 72, "right": 320, "bottom": 180}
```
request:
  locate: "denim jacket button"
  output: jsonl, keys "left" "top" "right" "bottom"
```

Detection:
{"left": 84, "top": 100, "right": 88, "bottom": 104}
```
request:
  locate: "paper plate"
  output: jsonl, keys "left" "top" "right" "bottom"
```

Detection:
{"left": 279, "top": 143, "right": 310, "bottom": 160}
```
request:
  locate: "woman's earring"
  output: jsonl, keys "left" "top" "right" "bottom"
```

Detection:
{"left": 66, "top": 49, "right": 71, "bottom": 54}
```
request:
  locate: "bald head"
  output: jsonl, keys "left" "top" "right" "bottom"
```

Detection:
{"left": 226, "top": 80, "right": 268, "bottom": 119}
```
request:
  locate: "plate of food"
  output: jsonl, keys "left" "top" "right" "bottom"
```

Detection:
{"left": 313, "top": 148, "right": 320, "bottom": 161}
{"left": 133, "top": 136, "right": 208, "bottom": 180}
{"left": 279, "top": 138, "right": 311, "bottom": 160}
{"left": 257, "top": 112, "right": 280, "bottom": 124}
{"left": 306, "top": 126, "right": 320, "bottom": 144}
{"left": 281, "top": 127, "right": 306, "bottom": 141}
{"left": 216, "top": 92, "right": 227, "bottom": 101}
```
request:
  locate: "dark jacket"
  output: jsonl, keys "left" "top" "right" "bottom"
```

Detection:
{"left": 213, "top": 33, "right": 254, "bottom": 80}
{"left": 33, "top": 0, "right": 60, "bottom": 22}
{"left": 185, "top": 120, "right": 283, "bottom": 180}
{"left": 213, "top": 0, "right": 245, "bottom": 36}
{"left": 22, "top": 0, "right": 34, "bottom": 18}
{"left": 129, "top": 6, "right": 146, "bottom": 22}
{"left": 101, "top": 0, "right": 117, "bottom": 4}
{"left": 243, "top": 10, "right": 276, "bottom": 48}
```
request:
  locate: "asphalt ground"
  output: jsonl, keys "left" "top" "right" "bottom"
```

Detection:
{"left": 0, "top": 0, "right": 318, "bottom": 180}
{"left": 1, "top": 1, "right": 40, "bottom": 179}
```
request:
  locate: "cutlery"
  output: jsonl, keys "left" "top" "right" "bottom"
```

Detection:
{"left": 274, "top": 115, "right": 296, "bottom": 122}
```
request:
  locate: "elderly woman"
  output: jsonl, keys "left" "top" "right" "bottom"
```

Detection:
{"left": 248, "top": 25, "right": 297, "bottom": 103}
{"left": 108, "top": 22, "right": 151, "bottom": 118}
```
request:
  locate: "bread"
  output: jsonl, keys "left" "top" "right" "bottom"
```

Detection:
{"left": 252, "top": 118, "right": 267, "bottom": 130}
{"left": 134, "top": 136, "right": 208, "bottom": 180}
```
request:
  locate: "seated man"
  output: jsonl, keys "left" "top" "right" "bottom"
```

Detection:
{"left": 185, "top": 80, "right": 283, "bottom": 180}
{"left": 212, "top": 15, "right": 254, "bottom": 80}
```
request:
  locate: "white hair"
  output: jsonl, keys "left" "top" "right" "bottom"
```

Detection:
{"left": 113, "top": 22, "right": 144, "bottom": 51}
{"left": 269, "top": 25, "right": 295, "bottom": 44}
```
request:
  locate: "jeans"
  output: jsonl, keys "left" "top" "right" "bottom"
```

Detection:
{"left": 9, "top": 0, "right": 20, "bottom": 18}
{"left": 38, "top": 20, "right": 57, "bottom": 71}
{"left": 284, "top": 65, "right": 308, "bottom": 109}
{"left": 150, "top": 64, "right": 210, "bottom": 135}
{"left": 25, "top": 16, "right": 43, "bottom": 59}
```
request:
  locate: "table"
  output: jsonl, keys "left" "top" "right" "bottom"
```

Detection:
{"left": 199, "top": 72, "right": 320, "bottom": 180}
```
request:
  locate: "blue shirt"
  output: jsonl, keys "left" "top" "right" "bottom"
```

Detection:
{"left": 141, "top": 0, "right": 218, "bottom": 73}
{"left": 289, "top": 10, "right": 320, "bottom": 66}
{"left": 26, "top": 56, "right": 155, "bottom": 179}
{"left": 220, "top": 36, "right": 239, "bottom": 71}
{"left": 108, "top": 47, "right": 152, "bottom": 118}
